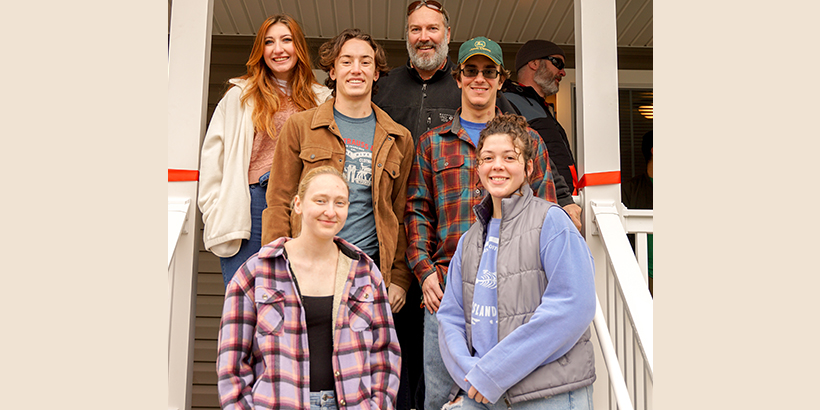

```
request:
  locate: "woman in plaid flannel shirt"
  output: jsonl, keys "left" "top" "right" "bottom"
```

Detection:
{"left": 216, "top": 166, "right": 401, "bottom": 410}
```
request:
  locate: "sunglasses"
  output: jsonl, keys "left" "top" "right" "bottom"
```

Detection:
{"left": 407, "top": 0, "right": 444, "bottom": 15}
{"left": 544, "top": 56, "right": 565, "bottom": 71}
{"left": 460, "top": 67, "right": 500, "bottom": 79}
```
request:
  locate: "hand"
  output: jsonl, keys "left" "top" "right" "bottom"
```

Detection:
{"left": 466, "top": 383, "right": 490, "bottom": 404}
{"left": 563, "top": 203, "right": 583, "bottom": 231}
{"left": 421, "top": 272, "right": 444, "bottom": 314}
{"left": 388, "top": 283, "right": 407, "bottom": 313}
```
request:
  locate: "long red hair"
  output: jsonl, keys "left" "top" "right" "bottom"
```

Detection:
{"left": 236, "top": 14, "right": 320, "bottom": 137}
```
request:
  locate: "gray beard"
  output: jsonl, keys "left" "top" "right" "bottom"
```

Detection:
{"left": 407, "top": 39, "right": 449, "bottom": 72}
{"left": 533, "top": 62, "right": 560, "bottom": 97}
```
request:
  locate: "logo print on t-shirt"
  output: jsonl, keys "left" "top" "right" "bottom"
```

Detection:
{"left": 483, "top": 236, "right": 498, "bottom": 252}
{"left": 343, "top": 146, "right": 372, "bottom": 187}
{"left": 476, "top": 269, "right": 497, "bottom": 289}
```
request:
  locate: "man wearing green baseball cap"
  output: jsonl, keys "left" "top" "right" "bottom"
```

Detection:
{"left": 374, "top": 6, "right": 578, "bottom": 407}
{"left": 404, "top": 36, "right": 560, "bottom": 410}
{"left": 453, "top": 37, "right": 508, "bottom": 127}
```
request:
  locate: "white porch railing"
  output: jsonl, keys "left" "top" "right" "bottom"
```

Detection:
{"left": 618, "top": 204, "right": 653, "bottom": 286}
{"left": 168, "top": 0, "right": 214, "bottom": 407}
{"left": 168, "top": 199, "right": 191, "bottom": 269}
{"left": 167, "top": 197, "right": 193, "bottom": 410}
{"left": 590, "top": 201, "right": 653, "bottom": 410}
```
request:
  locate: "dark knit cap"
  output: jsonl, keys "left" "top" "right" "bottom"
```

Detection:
{"left": 515, "top": 40, "right": 566, "bottom": 72}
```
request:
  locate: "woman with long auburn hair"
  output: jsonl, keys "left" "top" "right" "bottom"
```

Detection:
{"left": 198, "top": 14, "right": 332, "bottom": 287}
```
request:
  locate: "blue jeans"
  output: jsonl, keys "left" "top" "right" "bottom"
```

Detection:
{"left": 424, "top": 308, "right": 455, "bottom": 410}
{"left": 310, "top": 390, "right": 338, "bottom": 410}
{"left": 219, "top": 172, "right": 268, "bottom": 287}
{"left": 443, "top": 385, "right": 593, "bottom": 410}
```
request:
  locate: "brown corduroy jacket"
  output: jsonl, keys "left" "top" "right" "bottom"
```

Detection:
{"left": 261, "top": 98, "right": 414, "bottom": 291}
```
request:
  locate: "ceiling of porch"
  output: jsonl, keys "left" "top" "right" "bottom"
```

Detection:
{"left": 204, "top": 0, "right": 653, "bottom": 70}
{"left": 212, "top": 0, "right": 651, "bottom": 46}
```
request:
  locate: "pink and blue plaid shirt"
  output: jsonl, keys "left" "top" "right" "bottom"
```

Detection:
{"left": 216, "top": 237, "right": 401, "bottom": 410}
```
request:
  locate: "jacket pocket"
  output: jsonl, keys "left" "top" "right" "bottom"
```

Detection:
{"left": 377, "top": 158, "right": 402, "bottom": 197}
{"left": 422, "top": 108, "right": 456, "bottom": 130}
{"left": 432, "top": 155, "right": 470, "bottom": 201}
{"left": 347, "top": 284, "right": 374, "bottom": 332}
{"left": 382, "top": 159, "right": 401, "bottom": 180}
{"left": 432, "top": 155, "right": 465, "bottom": 172}
{"left": 299, "top": 147, "right": 334, "bottom": 163}
{"left": 255, "top": 287, "right": 285, "bottom": 335}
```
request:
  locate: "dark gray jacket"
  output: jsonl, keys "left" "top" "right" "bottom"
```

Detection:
{"left": 373, "top": 58, "right": 462, "bottom": 146}
{"left": 503, "top": 80, "right": 578, "bottom": 194}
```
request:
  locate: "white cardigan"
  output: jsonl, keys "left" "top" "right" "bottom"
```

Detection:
{"left": 197, "top": 78, "right": 332, "bottom": 257}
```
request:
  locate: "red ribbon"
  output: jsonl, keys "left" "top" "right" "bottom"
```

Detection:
{"left": 575, "top": 170, "right": 620, "bottom": 190}
{"left": 168, "top": 169, "right": 199, "bottom": 182}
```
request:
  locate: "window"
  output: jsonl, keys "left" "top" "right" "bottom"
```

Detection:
{"left": 618, "top": 89, "right": 653, "bottom": 180}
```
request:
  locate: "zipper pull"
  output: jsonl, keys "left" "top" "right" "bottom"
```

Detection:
{"left": 504, "top": 395, "right": 512, "bottom": 410}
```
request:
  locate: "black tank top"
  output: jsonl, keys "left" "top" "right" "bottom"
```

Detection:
{"left": 302, "top": 295, "right": 335, "bottom": 391}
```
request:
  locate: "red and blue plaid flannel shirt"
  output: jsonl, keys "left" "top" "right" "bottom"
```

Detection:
{"left": 216, "top": 237, "right": 401, "bottom": 409}
{"left": 404, "top": 108, "right": 557, "bottom": 288}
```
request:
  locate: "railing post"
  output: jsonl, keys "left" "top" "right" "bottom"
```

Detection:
{"left": 635, "top": 233, "right": 648, "bottom": 283}
{"left": 168, "top": 1, "right": 214, "bottom": 409}
{"left": 574, "top": 0, "right": 622, "bottom": 407}
{"left": 619, "top": 206, "right": 653, "bottom": 288}
{"left": 593, "top": 298, "right": 635, "bottom": 410}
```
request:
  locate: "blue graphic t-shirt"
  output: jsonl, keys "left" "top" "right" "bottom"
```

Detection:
{"left": 333, "top": 108, "right": 379, "bottom": 258}
{"left": 471, "top": 218, "right": 500, "bottom": 357}
{"left": 459, "top": 117, "right": 486, "bottom": 147}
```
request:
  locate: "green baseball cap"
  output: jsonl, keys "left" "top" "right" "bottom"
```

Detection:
{"left": 457, "top": 36, "right": 504, "bottom": 67}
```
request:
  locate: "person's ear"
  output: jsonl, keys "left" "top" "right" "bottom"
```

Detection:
{"left": 293, "top": 195, "right": 302, "bottom": 215}
{"left": 494, "top": 65, "right": 506, "bottom": 91}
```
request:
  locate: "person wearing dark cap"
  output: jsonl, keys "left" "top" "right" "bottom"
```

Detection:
{"left": 503, "top": 40, "right": 582, "bottom": 228}
{"left": 405, "top": 36, "right": 560, "bottom": 410}
{"left": 621, "top": 130, "right": 653, "bottom": 295}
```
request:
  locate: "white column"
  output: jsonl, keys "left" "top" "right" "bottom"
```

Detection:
{"left": 574, "top": 0, "right": 621, "bottom": 408}
{"left": 168, "top": 0, "right": 214, "bottom": 409}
